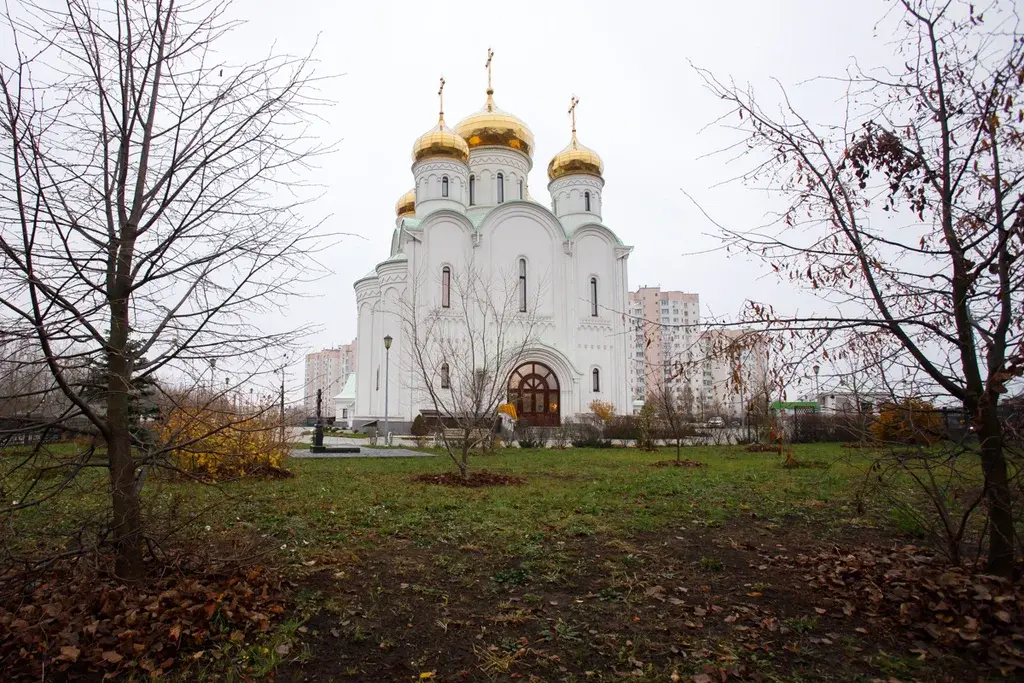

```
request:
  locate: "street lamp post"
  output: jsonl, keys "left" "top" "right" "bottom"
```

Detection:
{"left": 812, "top": 364, "right": 820, "bottom": 408}
{"left": 383, "top": 335, "right": 393, "bottom": 446}
{"left": 277, "top": 355, "right": 288, "bottom": 444}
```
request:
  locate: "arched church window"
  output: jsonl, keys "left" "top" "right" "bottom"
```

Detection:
{"left": 441, "top": 176, "right": 449, "bottom": 198}
{"left": 518, "top": 258, "right": 527, "bottom": 312}
{"left": 469, "top": 175, "right": 475, "bottom": 205}
{"left": 518, "top": 179, "right": 524, "bottom": 200}
{"left": 441, "top": 266, "right": 451, "bottom": 308}
{"left": 592, "top": 368, "right": 601, "bottom": 392}
{"left": 441, "top": 363, "right": 450, "bottom": 389}
{"left": 590, "top": 276, "right": 598, "bottom": 317}
{"left": 584, "top": 191, "right": 591, "bottom": 212}
{"left": 497, "top": 173, "right": 504, "bottom": 203}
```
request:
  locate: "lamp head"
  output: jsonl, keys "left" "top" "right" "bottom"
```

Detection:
{"left": 384, "top": 335, "right": 393, "bottom": 350}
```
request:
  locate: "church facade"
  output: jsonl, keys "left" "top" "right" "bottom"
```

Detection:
{"left": 349, "top": 70, "right": 632, "bottom": 432}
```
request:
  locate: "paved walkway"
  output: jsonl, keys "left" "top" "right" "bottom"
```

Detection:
{"left": 291, "top": 447, "right": 434, "bottom": 459}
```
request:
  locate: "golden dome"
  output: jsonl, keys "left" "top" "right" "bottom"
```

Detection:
{"left": 395, "top": 188, "right": 416, "bottom": 217}
{"left": 547, "top": 132, "right": 603, "bottom": 181}
{"left": 455, "top": 91, "right": 534, "bottom": 157}
{"left": 412, "top": 115, "right": 470, "bottom": 164}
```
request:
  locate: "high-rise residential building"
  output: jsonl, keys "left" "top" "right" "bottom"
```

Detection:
{"left": 628, "top": 288, "right": 765, "bottom": 418}
{"left": 629, "top": 287, "right": 701, "bottom": 405}
{"left": 304, "top": 339, "right": 357, "bottom": 418}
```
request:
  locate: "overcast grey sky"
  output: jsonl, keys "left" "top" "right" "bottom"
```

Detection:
{"left": 221, "top": 0, "right": 899, "bottom": 371}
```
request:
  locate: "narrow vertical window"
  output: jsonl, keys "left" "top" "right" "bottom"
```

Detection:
{"left": 441, "top": 266, "right": 451, "bottom": 308}
{"left": 518, "top": 179, "right": 524, "bottom": 199}
{"left": 497, "top": 173, "right": 504, "bottom": 203}
{"left": 592, "top": 368, "right": 600, "bottom": 392}
{"left": 469, "top": 175, "right": 475, "bottom": 205}
{"left": 518, "top": 258, "right": 527, "bottom": 312}
{"left": 376, "top": 367, "right": 380, "bottom": 390}
{"left": 590, "top": 276, "right": 598, "bottom": 317}
{"left": 441, "top": 176, "right": 449, "bottom": 198}
{"left": 440, "top": 363, "right": 450, "bottom": 389}
{"left": 584, "top": 191, "right": 591, "bottom": 212}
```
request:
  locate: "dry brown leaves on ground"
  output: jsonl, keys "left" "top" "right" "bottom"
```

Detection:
{"left": 0, "top": 559, "right": 286, "bottom": 680}
{"left": 650, "top": 459, "right": 707, "bottom": 468}
{"left": 762, "top": 544, "right": 1024, "bottom": 675}
{"left": 411, "top": 470, "right": 527, "bottom": 487}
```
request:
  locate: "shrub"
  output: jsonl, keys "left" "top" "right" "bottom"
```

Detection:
{"left": 411, "top": 414, "right": 429, "bottom": 448}
{"left": 635, "top": 403, "right": 659, "bottom": 451}
{"left": 588, "top": 399, "right": 616, "bottom": 425}
{"left": 161, "top": 407, "right": 289, "bottom": 480}
{"left": 514, "top": 424, "right": 547, "bottom": 449}
{"left": 549, "top": 425, "right": 570, "bottom": 449}
{"left": 604, "top": 415, "right": 639, "bottom": 445}
{"left": 566, "top": 416, "right": 611, "bottom": 448}
{"left": 869, "top": 398, "right": 945, "bottom": 445}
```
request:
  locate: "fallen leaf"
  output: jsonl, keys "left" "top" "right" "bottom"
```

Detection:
{"left": 275, "top": 644, "right": 290, "bottom": 655}
{"left": 58, "top": 646, "right": 80, "bottom": 663}
{"left": 102, "top": 651, "right": 124, "bottom": 664}
{"left": 419, "top": 673, "right": 436, "bottom": 680}
{"left": 692, "top": 675, "right": 712, "bottom": 683}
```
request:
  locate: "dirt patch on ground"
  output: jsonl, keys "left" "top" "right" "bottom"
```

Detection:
{"left": 276, "top": 520, "right": 998, "bottom": 682}
{"left": 650, "top": 459, "right": 707, "bottom": 468}
{"left": 411, "top": 470, "right": 527, "bottom": 487}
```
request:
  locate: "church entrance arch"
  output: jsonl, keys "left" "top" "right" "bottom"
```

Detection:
{"left": 508, "top": 362, "right": 560, "bottom": 427}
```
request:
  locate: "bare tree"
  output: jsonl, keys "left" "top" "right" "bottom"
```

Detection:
{"left": 648, "top": 381, "right": 691, "bottom": 461}
{"left": 697, "top": 0, "right": 1024, "bottom": 575}
{"left": 0, "top": 1, "right": 329, "bottom": 580}
{"left": 404, "top": 259, "right": 543, "bottom": 479}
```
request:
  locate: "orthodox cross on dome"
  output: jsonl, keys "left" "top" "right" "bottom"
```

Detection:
{"left": 437, "top": 76, "right": 446, "bottom": 125}
{"left": 568, "top": 95, "right": 580, "bottom": 146}
{"left": 485, "top": 48, "right": 494, "bottom": 93}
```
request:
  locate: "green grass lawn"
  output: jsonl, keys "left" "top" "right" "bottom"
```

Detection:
{"left": 3, "top": 444, "right": 876, "bottom": 564}
{"left": 175, "top": 444, "right": 872, "bottom": 561}
{"left": 4, "top": 444, "right": 995, "bottom": 681}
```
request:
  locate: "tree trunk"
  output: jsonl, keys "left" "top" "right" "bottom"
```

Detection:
{"left": 460, "top": 438, "right": 470, "bottom": 480}
{"left": 675, "top": 438, "right": 681, "bottom": 461}
{"left": 976, "top": 401, "right": 1014, "bottom": 578}
{"left": 107, "top": 347, "right": 144, "bottom": 581}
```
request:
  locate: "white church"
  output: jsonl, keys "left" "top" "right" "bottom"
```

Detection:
{"left": 345, "top": 59, "right": 632, "bottom": 432}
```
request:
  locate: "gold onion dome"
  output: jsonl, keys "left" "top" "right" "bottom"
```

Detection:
{"left": 455, "top": 90, "right": 535, "bottom": 157}
{"left": 395, "top": 188, "right": 416, "bottom": 217}
{"left": 547, "top": 133, "right": 603, "bottom": 181}
{"left": 412, "top": 115, "right": 470, "bottom": 164}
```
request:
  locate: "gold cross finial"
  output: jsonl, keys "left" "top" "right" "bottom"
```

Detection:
{"left": 485, "top": 48, "right": 494, "bottom": 93}
{"left": 568, "top": 95, "right": 579, "bottom": 137}
{"left": 438, "top": 76, "right": 446, "bottom": 124}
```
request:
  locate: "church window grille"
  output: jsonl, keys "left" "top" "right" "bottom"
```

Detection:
{"left": 441, "top": 176, "right": 449, "bottom": 198}
{"left": 441, "top": 266, "right": 451, "bottom": 308}
{"left": 497, "top": 173, "right": 504, "bottom": 203}
{"left": 592, "top": 368, "right": 601, "bottom": 392}
{"left": 441, "top": 363, "right": 450, "bottom": 389}
{"left": 469, "top": 175, "right": 475, "bottom": 205}
{"left": 518, "top": 258, "right": 527, "bottom": 312}
{"left": 584, "top": 191, "right": 591, "bottom": 212}
{"left": 518, "top": 179, "right": 523, "bottom": 199}
{"left": 590, "top": 277, "right": 598, "bottom": 317}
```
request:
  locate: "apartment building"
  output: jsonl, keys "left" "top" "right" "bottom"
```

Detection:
{"left": 304, "top": 340, "right": 357, "bottom": 418}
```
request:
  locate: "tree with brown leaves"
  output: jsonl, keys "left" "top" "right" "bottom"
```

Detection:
{"left": 698, "top": 0, "right": 1024, "bottom": 576}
